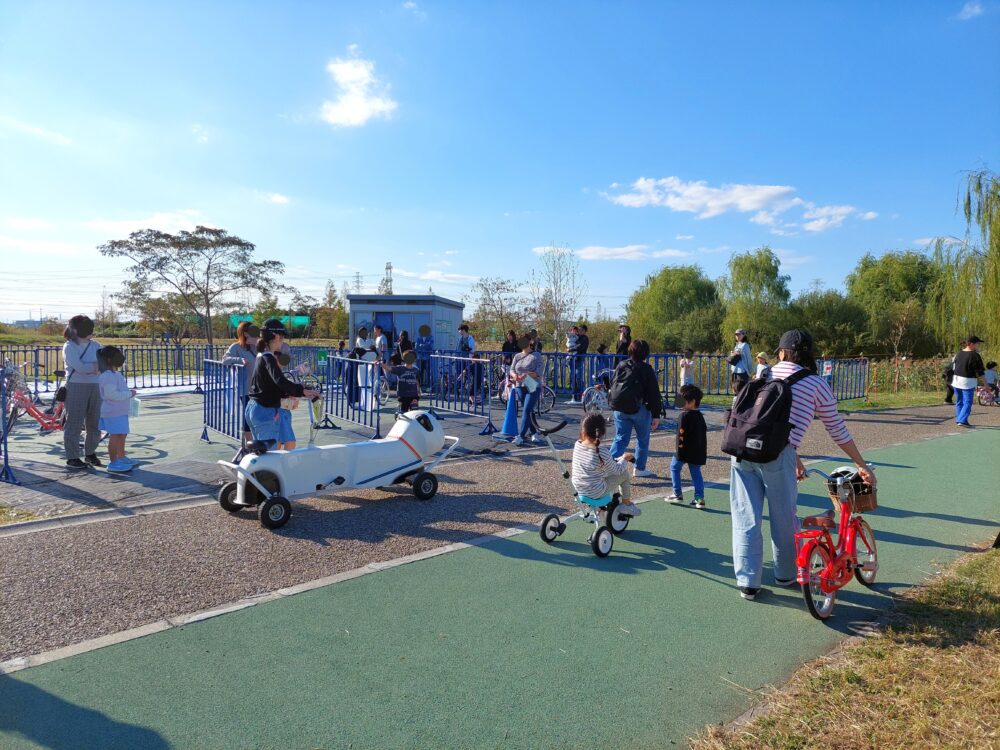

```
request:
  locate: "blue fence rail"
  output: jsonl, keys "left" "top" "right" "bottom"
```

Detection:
{"left": 200, "top": 360, "right": 246, "bottom": 444}
{"left": 1, "top": 375, "right": 19, "bottom": 485}
{"left": 324, "top": 356, "right": 384, "bottom": 438}
{"left": 426, "top": 353, "right": 497, "bottom": 434}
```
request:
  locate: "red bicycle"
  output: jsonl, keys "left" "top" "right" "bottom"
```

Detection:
{"left": 795, "top": 467, "right": 879, "bottom": 620}
{"left": 2, "top": 361, "right": 67, "bottom": 435}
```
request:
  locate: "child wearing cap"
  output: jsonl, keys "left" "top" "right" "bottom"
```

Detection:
{"left": 381, "top": 350, "right": 421, "bottom": 413}
{"left": 97, "top": 345, "right": 138, "bottom": 473}
{"left": 754, "top": 352, "right": 770, "bottom": 380}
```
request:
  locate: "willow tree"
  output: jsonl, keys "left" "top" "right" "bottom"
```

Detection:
{"left": 928, "top": 170, "right": 1000, "bottom": 349}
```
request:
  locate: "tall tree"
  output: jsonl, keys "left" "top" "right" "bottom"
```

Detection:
{"left": 718, "top": 246, "right": 791, "bottom": 351}
{"left": 471, "top": 277, "right": 526, "bottom": 336}
{"left": 790, "top": 288, "right": 868, "bottom": 357}
{"left": 625, "top": 265, "right": 723, "bottom": 352}
{"left": 927, "top": 170, "right": 1000, "bottom": 350}
{"left": 845, "top": 250, "right": 940, "bottom": 355}
{"left": 99, "top": 226, "right": 286, "bottom": 345}
{"left": 529, "top": 244, "right": 587, "bottom": 345}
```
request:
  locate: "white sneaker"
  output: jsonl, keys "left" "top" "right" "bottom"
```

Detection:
{"left": 512, "top": 436, "right": 524, "bottom": 446}
{"left": 665, "top": 494, "right": 683, "bottom": 504}
{"left": 633, "top": 468, "right": 656, "bottom": 478}
{"left": 530, "top": 433, "right": 543, "bottom": 443}
{"left": 564, "top": 398, "right": 579, "bottom": 404}
{"left": 619, "top": 503, "right": 642, "bottom": 517}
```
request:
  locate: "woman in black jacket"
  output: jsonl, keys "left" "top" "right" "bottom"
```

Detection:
{"left": 951, "top": 335, "right": 986, "bottom": 427}
{"left": 608, "top": 339, "right": 662, "bottom": 478}
{"left": 245, "top": 319, "right": 321, "bottom": 450}
{"left": 501, "top": 329, "right": 519, "bottom": 365}
{"left": 615, "top": 325, "right": 632, "bottom": 359}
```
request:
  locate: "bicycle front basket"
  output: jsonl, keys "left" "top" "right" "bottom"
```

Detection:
{"left": 826, "top": 468, "right": 877, "bottom": 514}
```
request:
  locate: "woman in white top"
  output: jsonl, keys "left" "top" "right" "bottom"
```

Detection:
{"left": 355, "top": 327, "right": 374, "bottom": 351}
{"left": 61, "top": 315, "right": 103, "bottom": 470}
{"left": 729, "top": 329, "right": 753, "bottom": 394}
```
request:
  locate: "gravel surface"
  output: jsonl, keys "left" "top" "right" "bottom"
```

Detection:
{"left": 3, "top": 402, "right": 997, "bottom": 662}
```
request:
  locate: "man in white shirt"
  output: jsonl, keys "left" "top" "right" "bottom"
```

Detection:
{"left": 373, "top": 325, "right": 389, "bottom": 361}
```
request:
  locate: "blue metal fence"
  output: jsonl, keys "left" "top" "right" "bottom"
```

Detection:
{"left": 200, "top": 360, "right": 246, "bottom": 444}
{"left": 1, "top": 375, "right": 20, "bottom": 485}
{"left": 426, "top": 354, "right": 498, "bottom": 434}
{"left": 323, "top": 356, "right": 384, "bottom": 438}
{"left": 818, "top": 358, "right": 869, "bottom": 401}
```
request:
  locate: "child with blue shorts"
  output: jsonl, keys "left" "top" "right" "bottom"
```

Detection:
{"left": 97, "top": 345, "right": 137, "bottom": 474}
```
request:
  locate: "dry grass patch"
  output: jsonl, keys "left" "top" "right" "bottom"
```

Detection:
{"left": 0, "top": 505, "right": 36, "bottom": 526}
{"left": 692, "top": 547, "right": 1000, "bottom": 750}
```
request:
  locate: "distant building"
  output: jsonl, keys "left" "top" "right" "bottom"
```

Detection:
{"left": 347, "top": 294, "right": 465, "bottom": 350}
{"left": 13, "top": 320, "right": 42, "bottom": 330}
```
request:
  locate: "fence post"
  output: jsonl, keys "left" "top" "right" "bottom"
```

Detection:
{"left": 1, "top": 376, "right": 20, "bottom": 485}
{"left": 479, "top": 358, "right": 498, "bottom": 436}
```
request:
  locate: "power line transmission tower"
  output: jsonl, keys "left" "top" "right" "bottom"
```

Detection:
{"left": 353, "top": 272, "right": 363, "bottom": 294}
{"left": 378, "top": 262, "right": 394, "bottom": 295}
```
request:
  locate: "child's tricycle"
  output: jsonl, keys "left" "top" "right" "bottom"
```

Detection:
{"left": 795, "top": 466, "right": 879, "bottom": 619}
{"left": 216, "top": 409, "right": 459, "bottom": 529}
{"left": 530, "top": 414, "right": 634, "bottom": 557}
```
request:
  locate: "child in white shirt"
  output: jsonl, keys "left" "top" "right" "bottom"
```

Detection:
{"left": 571, "top": 414, "right": 640, "bottom": 516}
{"left": 97, "top": 346, "right": 138, "bottom": 473}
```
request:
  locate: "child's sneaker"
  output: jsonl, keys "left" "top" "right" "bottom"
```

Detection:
{"left": 739, "top": 586, "right": 760, "bottom": 600}
{"left": 619, "top": 502, "right": 642, "bottom": 517}
{"left": 665, "top": 494, "right": 683, "bottom": 504}
{"left": 530, "top": 433, "right": 543, "bottom": 443}
{"left": 106, "top": 459, "right": 133, "bottom": 474}
{"left": 511, "top": 436, "right": 524, "bottom": 446}
{"left": 694, "top": 497, "right": 705, "bottom": 509}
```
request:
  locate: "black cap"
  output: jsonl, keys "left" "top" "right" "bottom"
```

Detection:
{"left": 775, "top": 328, "right": 814, "bottom": 354}
{"left": 262, "top": 318, "right": 288, "bottom": 335}
{"left": 967, "top": 334, "right": 984, "bottom": 344}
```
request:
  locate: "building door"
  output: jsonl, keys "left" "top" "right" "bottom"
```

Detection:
{"left": 374, "top": 312, "right": 395, "bottom": 344}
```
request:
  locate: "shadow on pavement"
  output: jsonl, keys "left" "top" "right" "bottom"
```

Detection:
{"left": 0, "top": 674, "right": 171, "bottom": 750}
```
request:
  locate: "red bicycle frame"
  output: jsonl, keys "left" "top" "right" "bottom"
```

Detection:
{"left": 795, "top": 510, "right": 864, "bottom": 594}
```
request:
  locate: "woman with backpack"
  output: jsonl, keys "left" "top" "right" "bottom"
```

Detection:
{"left": 726, "top": 329, "right": 876, "bottom": 601}
{"left": 608, "top": 339, "right": 662, "bottom": 479}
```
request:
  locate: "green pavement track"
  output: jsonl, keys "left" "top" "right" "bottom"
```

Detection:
{"left": 4, "top": 429, "right": 999, "bottom": 750}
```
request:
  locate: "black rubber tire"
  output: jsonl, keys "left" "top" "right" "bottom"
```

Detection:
{"left": 853, "top": 518, "right": 879, "bottom": 587}
{"left": 801, "top": 543, "right": 836, "bottom": 620}
{"left": 540, "top": 513, "right": 561, "bottom": 543}
{"left": 606, "top": 498, "right": 630, "bottom": 536}
{"left": 217, "top": 481, "right": 242, "bottom": 513}
{"left": 412, "top": 471, "right": 438, "bottom": 500}
{"left": 244, "top": 470, "right": 279, "bottom": 506}
{"left": 258, "top": 496, "right": 292, "bottom": 529}
{"left": 590, "top": 526, "right": 613, "bottom": 557}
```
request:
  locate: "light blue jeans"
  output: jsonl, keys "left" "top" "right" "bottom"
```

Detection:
{"left": 729, "top": 444, "right": 800, "bottom": 588}
{"left": 610, "top": 405, "right": 652, "bottom": 470}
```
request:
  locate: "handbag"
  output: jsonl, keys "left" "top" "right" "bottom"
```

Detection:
{"left": 521, "top": 375, "right": 539, "bottom": 393}
{"left": 727, "top": 351, "right": 742, "bottom": 366}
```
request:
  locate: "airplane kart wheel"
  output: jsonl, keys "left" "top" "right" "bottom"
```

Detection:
{"left": 801, "top": 543, "right": 837, "bottom": 620}
{"left": 590, "top": 526, "right": 613, "bottom": 558}
{"left": 606, "top": 498, "right": 630, "bottom": 536}
{"left": 258, "top": 496, "right": 292, "bottom": 530}
{"left": 853, "top": 519, "right": 879, "bottom": 587}
{"left": 540, "top": 513, "right": 561, "bottom": 543}
{"left": 412, "top": 471, "right": 438, "bottom": 501}
{"left": 244, "top": 470, "right": 279, "bottom": 506}
{"left": 217, "top": 481, "right": 243, "bottom": 513}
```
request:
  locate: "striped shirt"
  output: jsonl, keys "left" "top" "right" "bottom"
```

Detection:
{"left": 770, "top": 361, "right": 852, "bottom": 448}
{"left": 571, "top": 441, "right": 629, "bottom": 499}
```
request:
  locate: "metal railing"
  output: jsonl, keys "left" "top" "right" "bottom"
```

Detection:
{"left": 200, "top": 360, "right": 246, "bottom": 444}
{"left": 1, "top": 375, "right": 19, "bottom": 485}
{"left": 323, "top": 356, "right": 384, "bottom": 438}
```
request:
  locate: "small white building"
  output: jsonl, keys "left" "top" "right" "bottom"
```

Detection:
{"left": 347, "top": 294, "right": 465, "bottom": 350}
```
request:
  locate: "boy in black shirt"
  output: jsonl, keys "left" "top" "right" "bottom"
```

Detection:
{"left": 667, "top": 384, "right": 707, "bottom": 508}
{"left": 382, "top": 350, "right": 421, "bottom": 413}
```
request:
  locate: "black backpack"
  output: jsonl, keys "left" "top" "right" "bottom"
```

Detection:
{"left": 721, "top": 368, "right": 811, "bottom": 463}
{"left": 609, "top": 360, "right": 644, "bottom": 414}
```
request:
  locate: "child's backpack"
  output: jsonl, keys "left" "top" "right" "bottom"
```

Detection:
{"left": 721, "top": 368, "right": 811, "bottom": 463}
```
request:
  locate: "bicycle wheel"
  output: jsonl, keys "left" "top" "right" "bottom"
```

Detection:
{"left": 853, "top": 519, "right": 878, "bottom": 587}
{"left": 801, "top": 543, "right": 837, "bottom": 620}
{"left": 977, "top": 389, "right": 990, "bottom": 406}
{"left": 4, "top": 389, "right": 25, "bottom": 435}
{"left": 538, "top": 386, "right": 555, "bottom": 414}
{"left": 581, "top": 387, "right": 607, "bottom": 415}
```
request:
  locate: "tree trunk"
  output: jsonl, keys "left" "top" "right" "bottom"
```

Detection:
{"left": 204, "top": 299, "right": 213, "bottom": 347}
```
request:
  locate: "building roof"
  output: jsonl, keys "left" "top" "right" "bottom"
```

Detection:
{"left": 346, "top": 294, "right": 464, "bottom": 310}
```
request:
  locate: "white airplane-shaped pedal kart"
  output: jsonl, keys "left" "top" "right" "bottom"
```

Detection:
{"left": 216, "top": 410, "right": 459, "bottom": 529}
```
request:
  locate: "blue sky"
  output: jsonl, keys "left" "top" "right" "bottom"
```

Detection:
{"left": 1, "top": 0, "right": 997, "bottom": 323}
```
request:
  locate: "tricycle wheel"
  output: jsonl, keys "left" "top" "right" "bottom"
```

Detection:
{"left": 801, "top": 543, "right": 836, "bottom": 619}
{"left": 412, "top": 471, "right": 438, "bottom": 500}
{"left": 259, "top": 496, "right": 292, "bottom": 529}
{"left": 245, "top": 470, "right": 279, "bottom": 506}
{"left": 590, "top": 526, "right": 613, "bottom": 558}
{"left": 605, "top": 497, "right": 630, "bottom": 536}
{"left": 540, "top": 513, "right": 561, "bottom": 543}
{"left": 853, "top": 519, "right": 879, "bottom": 587}
{"left": 217, "top": 481, "right": 242, "bottom": 513}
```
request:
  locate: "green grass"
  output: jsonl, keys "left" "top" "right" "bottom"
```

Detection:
{"left": 692, "top": 547, "right": 1000, "bottom": 750}
{"left": 700, "top": 391, "right": 945, "bottom": 412}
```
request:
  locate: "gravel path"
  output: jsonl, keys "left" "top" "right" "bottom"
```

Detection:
{"left": 3, "top": 403, "right": 997, "bottom": 662}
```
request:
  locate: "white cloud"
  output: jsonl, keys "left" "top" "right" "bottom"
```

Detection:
{"left": 858, "top": 210, "right": 878, "bottom": 220}
{"left": 533, "top": 244, "right": 691, "bottom": 261}
{"left": 0, "top": 115, "right": 72, "bottom": 145}
{"left": 444, "top": 250, "right": 459, "bottom": 255}
{"left": 0, "top": 235, "right": 78, "bottom": 256}
{"left": 958, "top": 1, "right": 984, "bottom": 20}
{"left": 675, "top": 234, "right": 694, "bottom": 240}
{"left": 2, "top": 217, "right": 51, "bottom": 230}
{"left": 608, "top": 176, "right": 796, "bottom": 218}
{"left": 402, "top": 1, "right": 427, "bottom": 19}
{"left": 264, "top": 192, "right": 290, "bottom": 204}
{"left": 774, "top": 248, "right": 814, "bottom": 268}
{"left": 395, "top": 268, "right": 478, "bottom": 285}
{"left": 802, "top": 204, "right": 855, "bottom": 232}
{"left": 84, "top": 209, "right": 203, "bottom": 235}
{"left": 191, "top": 124, "right": 208, "bottom": 144}
{"left": 321, "top": 46, "right": 398, "bottom": 127}
{"left": 650, "top": 249, "right": 692, "bottom": 258}
{"left": 914, "top": 237, "right": 935, "bottom": 247}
